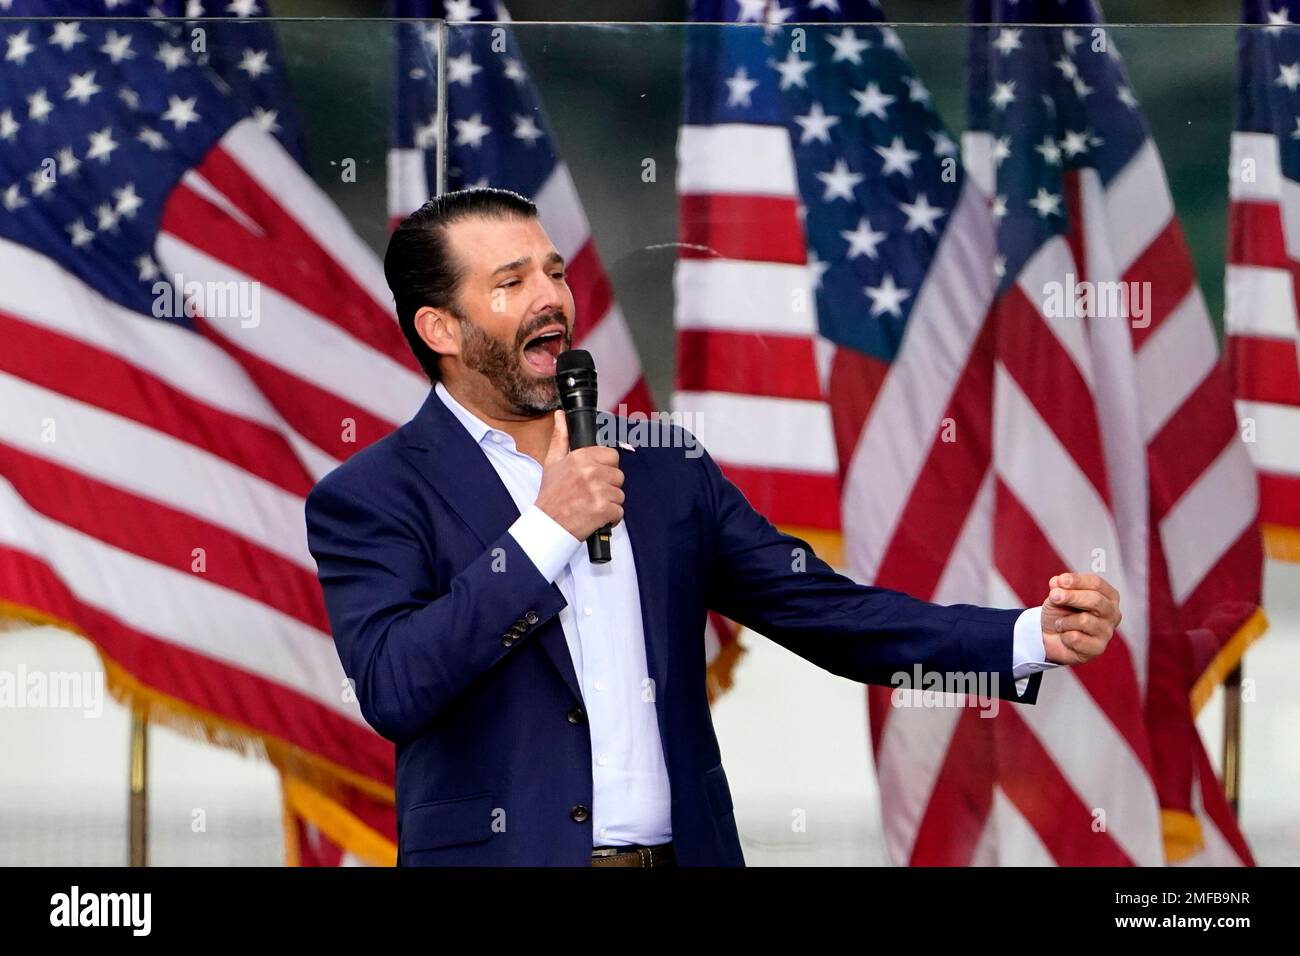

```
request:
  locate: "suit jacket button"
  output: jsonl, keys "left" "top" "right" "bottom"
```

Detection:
{"left": 502, "top": 634, "right": 515, "bottom": 647}
{"left": 525, "top": 610, "right": 539, "bottom": 625}
{"left": 566, "top": 708, "right": 585, "bottom": 725}
{"left": 570, "top": 805, "right": 589, "bottom": 823}
{"left": 513, "top": 619, "right": 528, "bottom": 631}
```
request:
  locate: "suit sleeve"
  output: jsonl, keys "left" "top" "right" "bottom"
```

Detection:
{"left": 305, "top": 476, "right": 569, "bottom": 743}
{"left": 695, "top": 443, "right": 1041, "bottom": 704}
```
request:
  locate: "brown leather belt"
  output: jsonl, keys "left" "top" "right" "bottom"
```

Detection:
{"left": 590, "top": 843, "right": 676, "bottom": 867}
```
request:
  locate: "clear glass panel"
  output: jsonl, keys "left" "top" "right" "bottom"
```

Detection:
{"left": 0, "top": 12, "right": 1294, "bottom": 868}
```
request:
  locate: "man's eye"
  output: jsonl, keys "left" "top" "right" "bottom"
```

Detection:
{"left": 500, "top": 279, "right": 520, "bottom": 288}
{"left": 552, "top": 271, "right": 566, "bottom": 280}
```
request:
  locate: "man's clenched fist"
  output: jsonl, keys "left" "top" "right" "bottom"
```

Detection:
{"left": 534, "top": 410, "right": 624, "bottom": 541}
{"left": 1040, "top": 572, "right": 1122, "bottom": 665}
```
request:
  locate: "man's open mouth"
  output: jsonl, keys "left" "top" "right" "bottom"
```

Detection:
{"left": 521, "top": 327, "right": 566, "bottom": 374}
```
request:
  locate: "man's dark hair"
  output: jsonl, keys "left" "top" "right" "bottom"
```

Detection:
{"left": 384, "top": 187, "right": 538, "bottom": 382}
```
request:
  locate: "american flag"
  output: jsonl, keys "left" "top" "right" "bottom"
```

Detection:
{"left": 0, "top": 2, "right": 413, "bottom": 864}
{"left": 677, "top": 0, "right": 845, "bottom": 566}
{"left": 1228, "top": 0, "right": 1300, "bottom": 566}
{"left": 391, "top": 0, "right": 744, "bottom": 699}
{"left": 390, "top": 0, "right": 653, "bottom": 412}
{"left": 680, "top": 0, "right": 1262, "bottom": 864}
{"left": 958, "top": 0, "right": 1260, "bottom": 866}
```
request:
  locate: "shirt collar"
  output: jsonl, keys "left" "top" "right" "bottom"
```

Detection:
{"left": 435, "top": 381, "right": 509, "bottom": 448}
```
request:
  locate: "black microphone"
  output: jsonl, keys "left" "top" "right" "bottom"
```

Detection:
{"left": 555, "top": 349, "right": 612, "bottom": 564}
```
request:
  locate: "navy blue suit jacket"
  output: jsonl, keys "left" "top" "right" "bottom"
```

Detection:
{"left": 304, "top": 388, "right": 1042, "bottom": 866}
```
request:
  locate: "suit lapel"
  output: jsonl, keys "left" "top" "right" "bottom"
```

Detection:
{"left": 617, "top": 441, "right": 671, "bottom": 707}
{"left": 400, "top": 390, "right": 583, "bottom": 704}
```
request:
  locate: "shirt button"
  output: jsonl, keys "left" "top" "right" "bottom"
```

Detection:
{"left": 597, "top": 755, "right": 607, "bottom": 767}
{"left": 599, "top": 828, "right": 608, "bottom": 839}
{"left": 570, "top": 805, "right": 590, "bottom": 824}
{"left": 593, "top": 680, "right": 604, "bottom": 692}
{"left": 583, "top": 606, "right": 593, "bottom": 617}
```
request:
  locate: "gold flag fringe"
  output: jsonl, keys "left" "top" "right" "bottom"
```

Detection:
{"left": 6, "top": 578, "right": 1270, "bottom": 866}
{"left": 1263, "top": 524, "right": 1300, "bottom": 564}
{"left": 1161, "top": 605, "right": 1268, "bottom": 863}
{"left": 281, "top": 774, "right": 396, "bottom": 867}
{"left": 1, "top": 598, "right": 395, "bottom": 867}
{"left": 1162, "top": 809, "right": 1203, "bottom": 863}
{"left": 706, "top": 635, "right": 746, "bottom": 705}
{"left": 1190, "top": 606, "right": 1268, "bottom": 717}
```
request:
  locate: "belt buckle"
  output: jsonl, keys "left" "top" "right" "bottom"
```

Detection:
{"left": 591, "top": 846, "right": 623, "bottom": 859}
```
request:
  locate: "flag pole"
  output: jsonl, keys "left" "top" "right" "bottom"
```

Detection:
{"left": 128, "top": 706, "right": 149, "bottom": 866}
{"left": 1222, "top": 664, "right": 1243, "bottom": 816}
{"left": 435, "top": 18, "right": 448, "bottom": 197}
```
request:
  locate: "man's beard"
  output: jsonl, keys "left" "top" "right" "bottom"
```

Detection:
{"left": 458, "top": 309, "right": 569, "bottom": 416}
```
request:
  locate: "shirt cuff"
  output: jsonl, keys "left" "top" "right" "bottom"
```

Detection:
{"left": 1011, "top": 606, "right": 1063, "bottom": 696}
{"left": 508, "top": 505, "right": 582, "bottom": 583}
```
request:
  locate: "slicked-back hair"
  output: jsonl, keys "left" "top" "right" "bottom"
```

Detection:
{"left": 384, "top": 187, "right": 538, "bottom": 382}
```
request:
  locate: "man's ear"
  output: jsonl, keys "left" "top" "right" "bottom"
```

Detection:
{"left": 414, "top": 306, "right": 459, "bottom": 360}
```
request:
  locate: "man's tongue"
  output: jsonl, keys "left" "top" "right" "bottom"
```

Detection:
{"left": 522, "top": 334, "right": 562, "bottom": 374}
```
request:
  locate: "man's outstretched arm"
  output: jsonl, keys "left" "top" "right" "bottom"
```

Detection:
{"left": 694, "top": 442, "right": 1119, "bottom": 703}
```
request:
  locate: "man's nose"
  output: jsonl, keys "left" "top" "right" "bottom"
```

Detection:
{"left": 528, "top": 276, "right": 567, "bottom": 320}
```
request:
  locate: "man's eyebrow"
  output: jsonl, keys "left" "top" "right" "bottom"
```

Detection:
{"left": 489, "top": 251, "right": 565, "bottom": 276}
{"left": 490, "top": 256, "right": 529, "bottom": 276}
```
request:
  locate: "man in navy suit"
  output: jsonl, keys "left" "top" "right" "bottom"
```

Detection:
{"left": 305, "top": 187, "right": 1122, "bottom": 867}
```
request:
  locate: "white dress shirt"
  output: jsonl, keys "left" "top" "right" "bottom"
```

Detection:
{"left": 435, "top": 383, "right": 1056, "bottom": 847}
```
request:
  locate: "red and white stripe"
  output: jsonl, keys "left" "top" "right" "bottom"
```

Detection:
{"left": 855, "top": 132, "right": 1257, "bottom": 865}
{"left": 673, "top": 123, "right": 842, "bottom": 533}
{"left": 1226, "top": 131, "right": 1300, "bottom": 561}
{"left": 0, "top": 121, "right": 415, "bottom": 801}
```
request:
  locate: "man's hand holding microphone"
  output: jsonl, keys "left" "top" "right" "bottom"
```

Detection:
{"left": 534, "top": 408, "right": 624, "bottom": 544}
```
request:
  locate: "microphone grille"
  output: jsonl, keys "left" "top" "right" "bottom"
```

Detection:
{"left": 555, "top": 349, "right": 595, "bottom": 376}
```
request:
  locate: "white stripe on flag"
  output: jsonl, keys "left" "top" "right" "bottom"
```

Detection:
{"left": 676, "top": 124, "right": 799, "bottom": 197}
{"left": 674, "top": 259, "right": 818, "bottom": 336}
{"left": 0, "top": 477, "right": 363, "bottom": 723}
{"left": 0, "top": 370, "right": 315, "bottom": 570}
{"left": 993, "top": 365, "right": 1144, "bottom": 671}
{"left": 533, "top": 164, "right": 594, "bottom": 265}
{"left": 1015, "top": 236, "right": 1096, "bottom": 390}
{"left": 1229, "top": 131, "right": 1300, "bottom": 261}
{"left": 960, "top": 131, "right": 996, "bottom": 197}
{"left": 387, "top": 147, "right": 430, "bottom": 220}
{"left": 1235, "top": 399, "right": 1300, "bottom": 475}
{"left": 1225, "top": 264, "right": 1300, "bottom": 339}
{"left": 674, "top": 391, "right": 837, "bottom": 473}
{"left": 0, "top": 237, "right": 340, "bottom": 479}
{"left": 987, "top": 571, "right": 1164, "bottom": 867}
{"left": 1229, "top": 131, "right": 1284, "bottom": 202}
{"left": 874, "top": 471, "right": 995, "bottom": 865}
{"left": 989, "top": 786, "right": 1057, "bottom": 866}
{"left": 1160, "top": 439, "right": 1260, "bottom": 603}
{"left": 1103, "top": 139, "right": 1174, "bottom": 275}
{"left": 1077, "top": 167, "right": 1153, "bottom": 698}
{"left": 220, "top": 120, "right": 396, "bottom": 316}
{"left": 157, "top": 236, "right": 428, "bottom": 424}
{"left": 181, "top": 170, "right": 265, "bottom": 237}
{"left": 843, "top": 184, "right": 995, "bottom": 583}
{"left": 578, "top": 303, "right": 643, "bottom": 410}
{"left": 1136, "top": 288, "right": 1220, "bottom": 442}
